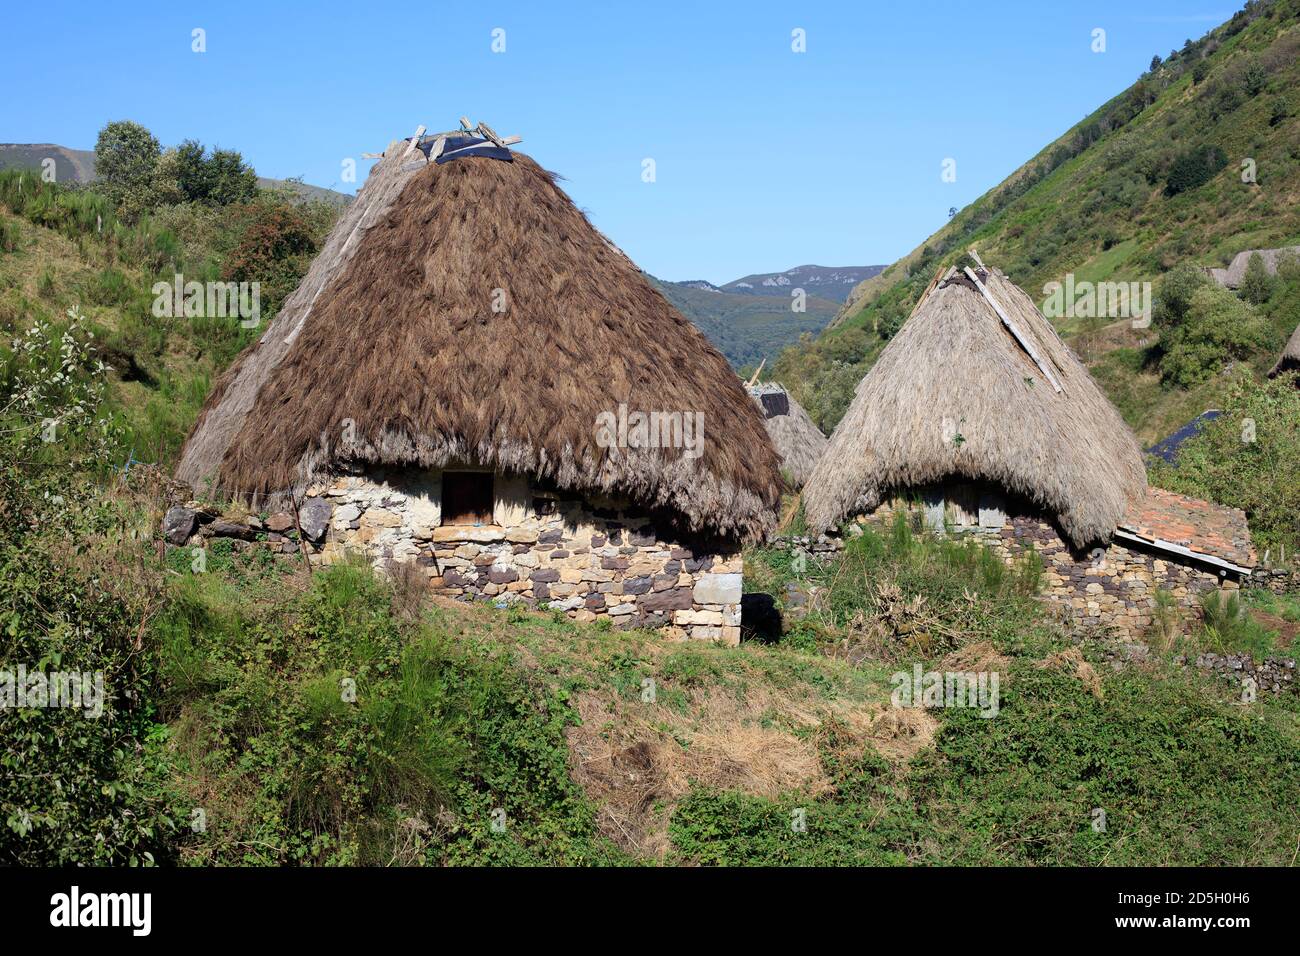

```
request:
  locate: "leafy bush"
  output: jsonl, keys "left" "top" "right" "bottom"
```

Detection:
{"left": 1149, "top": 373, "right": 1300, "bottom": 555}
{"left": 670, "top": 648, "right": 1300, "bottom": 866}
{"left": 1164, "top": 144, "right": 1228, "bottom": 196}
{"left": 1239, "top": 251, "right": 1275, "bottom": 305}
{"left": 0, "top": 310, "right": 171, "bottom": 865}
{"left": 221, "top": 199, "right": 320, "bottom": 317}
{"left": 157, "top": 562, "right": 622, "bottom": 866}
{"left": 1154, "top": 267, "right": 1274, "bottom": 386}
{"left": 164, "top": 140, "right": 258, "bottom": 207}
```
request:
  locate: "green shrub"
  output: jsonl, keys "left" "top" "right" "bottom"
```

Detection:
{"left": 1156, "top": 277, "right": 1273, "bottom": 387}
{"left": 0, "top": 218, "right": 19, "bottom": 254}
{"left": 1238, "top": 251, "right": 1275, "bottom": 305}
{"left": 1164, "top": 144, "right": 1228, "bottom": 196}
{"left": 1149, "top": 373, "right": 1300, "bottom": 555}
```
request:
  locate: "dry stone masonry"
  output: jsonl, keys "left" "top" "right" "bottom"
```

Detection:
{"left": 304, "top": 468, "right": 745, "bottom": 643}
{"left": 865, "top": 502, "right": 1239, "bottom": 638}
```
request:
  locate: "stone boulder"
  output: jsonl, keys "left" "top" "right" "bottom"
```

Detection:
{"left": 162, "top": 506, "right": 198, "bottom": 545}
{"left": 207, "top": 519, "right": 255, "bottom": 541}
{"left": 299, "top": 498, "right": 333, "bottom": 542}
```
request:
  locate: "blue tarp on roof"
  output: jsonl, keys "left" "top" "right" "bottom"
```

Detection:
{"left": 1146, "top": 410, "right": 1222, "bottom": 463}
{"left": 416, "top": 134, "right": 513, "bottom": 165}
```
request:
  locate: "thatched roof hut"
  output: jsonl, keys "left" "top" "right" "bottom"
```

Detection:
{"left": 1268, "top": 323, "right": 1300, "bottom": 379}
{"left": 746, "top": 383, "right": 827, "bottom": 489}
{"left": 1207, "top": 245, "right": 1300, "bottom": 289}
{"left": 177, "top": 132, "right": 782, "bottom": 543}
{"left": 803, "top": 263, "right": 1147, "bottom": 546}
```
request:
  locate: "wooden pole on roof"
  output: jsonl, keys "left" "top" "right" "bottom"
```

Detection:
{"left": 745, "top": 359, "right": 766, "bottom": 388}
{"left": 401, "top": 124, "right": 427, "bottom": 160}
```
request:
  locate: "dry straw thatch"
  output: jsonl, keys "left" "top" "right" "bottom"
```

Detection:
{"left": 1269, "top": 323, "right": 1300, "bottom": 378}
{"left": 804, "top": 264, "right": 1147, "bottom": 546}
{"left": 746, "top": 383, "right": 827, "bottom": 488}
{"left": 177, "top": 141, "right": 782, "bottom": 542}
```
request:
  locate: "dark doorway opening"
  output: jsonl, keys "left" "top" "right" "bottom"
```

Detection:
{"left": 442, "top": 471, "right": 495, "bottom": 526}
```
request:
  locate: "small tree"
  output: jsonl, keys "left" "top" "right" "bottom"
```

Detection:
{"left": 1164, "top": 144, "right": 1227, "bottom": 196}
{"left": 94, "top": 120, "right": 161, "bottom": 220}
{"left": 203, "top": 148, "right": 258, "bottom": 206}
{"left": 1239, "top": 252, "right": 1274, "bottom": 305}
{"left": 172, "top": 139, "right": 210, "bottom": 201}
{"left": 1149, "top": 54, "right": 1162, "bottom": 72}
{"left": 1159, "top": 283, "right": 1273, "bottom": 387}
{"left": 168, "top": 139, "right": 257, "bottom": 206}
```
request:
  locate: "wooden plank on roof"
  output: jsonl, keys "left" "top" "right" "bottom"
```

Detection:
{"left": 401, "top": 125, "right": 427, "bottom": 160}
{"left": 964, "top": 267, "right": 1064, "bottom": 394}
{"left": 1113, "top": 529, "right": 1252, "bottom": 575}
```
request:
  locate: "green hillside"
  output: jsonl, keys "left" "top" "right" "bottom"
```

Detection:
{"left": 775, "top": 0, "right": 1300, "bottom": 448}
{"left": 651, "top": 276, "right": 842, "bottom": 369}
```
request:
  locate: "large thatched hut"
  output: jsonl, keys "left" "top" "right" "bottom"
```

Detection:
{"left": 176, "top": 125, "right": 782, "bottom": 642}
{"left": 1269, "top": 323, "right": 1300, "bottom": 380}
{"left": 804, "top": 261, "right": 1255, "bottom": 635}
{"left": 746, "top": 383, "right": 827, "bottom": 489}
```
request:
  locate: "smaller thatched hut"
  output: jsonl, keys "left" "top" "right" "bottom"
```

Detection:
{"left": 1268, "top": 323, "right": 1300, "bottom": 380}
{"left": 746, "top": 383, "right": 827, "bottom": 489}
{"left": 1206, "top": 245, "right": 1300, "bottom": 289}
{"left": 804, "top": 261, "right": 1255, "bottom": 635}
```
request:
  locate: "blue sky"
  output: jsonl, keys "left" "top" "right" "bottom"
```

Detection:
{"left": 3, "top": 1, "right": 1233, "bottom": 283}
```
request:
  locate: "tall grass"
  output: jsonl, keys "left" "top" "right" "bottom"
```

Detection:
{"left": 749, "top": 512, "right": 1053, "bottom": 659}
{"left": 0, "top": 170, "right": 184, "bottom": 275}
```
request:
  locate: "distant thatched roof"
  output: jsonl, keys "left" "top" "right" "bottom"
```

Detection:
{"left": 177, "top": 137, "right": 782, "bottom": 542}
{"left": 746, "top": 384, "right": 826, "bottom": 489}
{"left": 1206, "top": 245, "right": 1300, "bottom": 289}
{"left": 1269, "top": 323, "right": 1300, "bottom": 378}
{"left": 804, "top": 264, "right": 1147, "bottom": 546}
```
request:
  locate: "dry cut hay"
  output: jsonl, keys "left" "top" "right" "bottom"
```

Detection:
{"left": 804, "top": 266, "right": 1147, "bottom": 546}
{"left": 938, "top": 640, "right": 1011, "bottom": 676}
{"left": 566, "top": 686, "right": 835, "bottom": 858}
{"left": 178, "top": 145, "right": 782, "bottom": 542}
{"left": 1036, "top": 646, "right": 1104, "bottom": 700}
{"left": 865, "top": 706, "right": 939, "bottom": 764}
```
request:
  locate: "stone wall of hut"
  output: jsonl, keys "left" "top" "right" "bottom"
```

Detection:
{"left": 868, "top": 501, "right": 1236, "bottom": 637}
{"left": 304, "top": 468, "right": 744, "bottom": 644}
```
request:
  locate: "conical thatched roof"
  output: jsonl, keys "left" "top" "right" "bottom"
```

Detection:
{"left": 746, "top": 384, "right": 827, "bottom": 489}
{"left": 1269, "top": 323, "right": 1300, "bottom": 378}
{"left": 177, "top": 137, "right": 782, "bottom": 542}
{"left": 804, "top": 264, "right": 1147, "bottom": 546}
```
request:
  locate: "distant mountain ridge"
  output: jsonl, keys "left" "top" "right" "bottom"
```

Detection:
{"left": 722, "top": 264, "right": 885, "bottom": 301}
{"left": 0, "top": 142, "right": 352, "bottom": 207}
{"left": 651, "top": 263, "right": 885, "bottom": 369}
